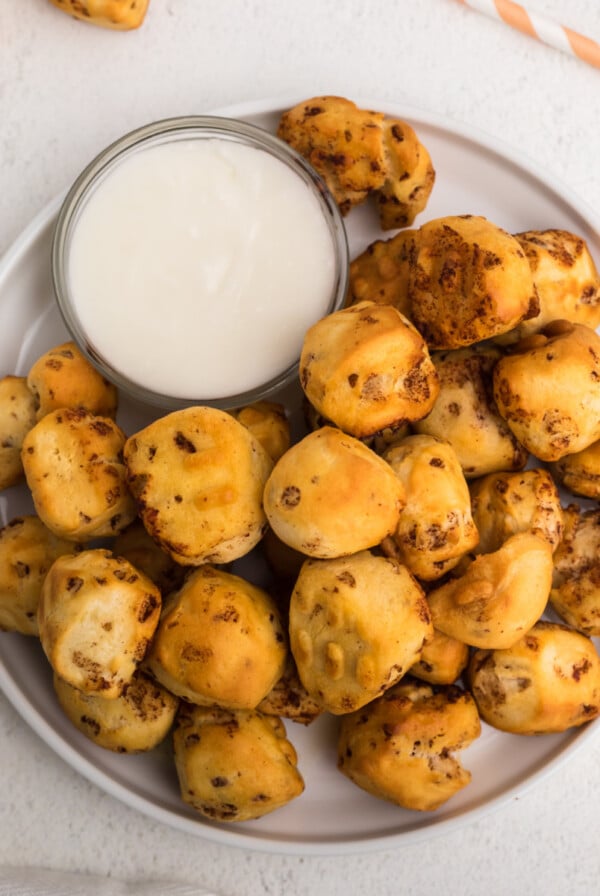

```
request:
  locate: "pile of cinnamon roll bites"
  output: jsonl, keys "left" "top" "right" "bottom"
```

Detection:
{"left": 2, "top": 96, "right": 600, "bottom": 822}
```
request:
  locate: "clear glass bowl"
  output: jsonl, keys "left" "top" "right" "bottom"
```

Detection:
{"left": 51, "top": 115, "right": 349, "bottom": 410}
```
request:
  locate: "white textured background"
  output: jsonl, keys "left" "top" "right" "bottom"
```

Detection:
{"left": 1, "top": 1, "right": 600, "bottom": 894}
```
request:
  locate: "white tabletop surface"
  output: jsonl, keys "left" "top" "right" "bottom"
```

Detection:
{"left": 2, "top": 1, "right": 600, "bottom": 894}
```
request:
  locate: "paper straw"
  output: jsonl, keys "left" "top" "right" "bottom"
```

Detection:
{"left": 457, "top": 0, "right": 600, "bottom": 70}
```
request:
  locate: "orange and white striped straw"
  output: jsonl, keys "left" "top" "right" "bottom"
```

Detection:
{"left": 457, "top": 0, "right": 600, "bottom": 70}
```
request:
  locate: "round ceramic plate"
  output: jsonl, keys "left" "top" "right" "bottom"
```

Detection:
{"left": 1, "top": 97, "right": 600, "bottom": 856}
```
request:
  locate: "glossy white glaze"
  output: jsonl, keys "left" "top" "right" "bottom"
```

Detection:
{"left": 67, "top": 138, "right": 337, "bottom": 398}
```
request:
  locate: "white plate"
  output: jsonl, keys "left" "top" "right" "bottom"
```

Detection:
{"left": 1, "top": 97, "right": 600, "bottom": 856}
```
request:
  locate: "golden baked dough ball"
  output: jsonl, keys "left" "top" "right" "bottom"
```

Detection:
{"left": 124, "top": 406, "right": 273, "bottom": 566}
{"left": 112, "top": 520, "right": 188, "bottom": 596}
{"left": 277, "top": 97, "right": 435, "bottom": 228}
{"left": 469, "top": 468, "right": 564, "bottom": 555}
{"left": 469, "top": 621, "right": 600, "bottom": 734}
{"left": 289, "top": 551, "right": 433, "bottom": 715}
{"left": 38, "top": 548, "right": 161, "bottom": 698}
{"left": 230, "top": 400, "right": 290, "bottom": 463}
{"left": 550, "top": 439, "right": 600, "bottom": 500}
{"left": 27, "top": 341, "right": 118, "bottom": 421}
{"left": 0, "top": 516, "right": 81, "bottom": 636}
{"left": 48, "top": 0, "right": 149, "bottom": 30}
{"left": 300, "top": 301, "right": 439, "bottom": 439}
{"left": 263, "top": 426, "right": 405, "bottom": 559}
{"left": 146, "top": 565, "right": 287, "bottom": 710}
{"left": 277, "top": 96, "right": 387, "bottom": 215}
{"left": 427, "top": 532, "right": 553, "bottom": 649}
{"left": 0, "top": 376, "right": 37, "bottom": 491}
{"left": 53, "top": 669, "right": 178, "bottom": 752}
{"left": 173, "top": 704, "right": 304, "bottom": 822}
{"left": 413, "top": 345, "right": 528, "bottom": 478}
{"left": 493, "top": 321, "right": 600, "bottom": 462}
{"left": 409, "top": 628, "right": 470, "bottom": 686}
{"left": 408, "top": 215, "right": 538, "bottom": 349}
{"left": 337, "top": 679, "right": 480, "bottom": 811}
{"left": 382, "top": 434, "right": 479, "bottom": 581}
{"left": 348, "top": 231, "right": 415, "bottom": 316}
{"left": 257, "top": 653, "right": 323, "bottom": 725}
{"left": 550, "top": 505, "right": 600, "bottom": 636}
{"left": 21, "top": 407, "right": 136, "bottom": 541}
{"left": 509, "top": 229, "right": 600, "bottom": 339}
{"left": 376, "top": 119, "right": 435, "bottom": 230}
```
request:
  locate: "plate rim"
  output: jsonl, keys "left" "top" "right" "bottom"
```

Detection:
{"left": 2, "top": 649, "right": 598, "bottom": 856}
{"left": 1, "top": 94, "right": 600, "bottom": 856}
